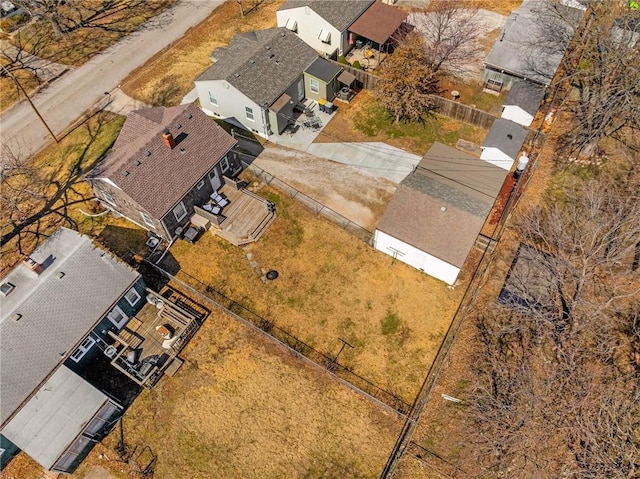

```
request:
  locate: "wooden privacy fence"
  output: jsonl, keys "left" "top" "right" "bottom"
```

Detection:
{"left": 328, "top": 60, "right": 379, "bottom": 89}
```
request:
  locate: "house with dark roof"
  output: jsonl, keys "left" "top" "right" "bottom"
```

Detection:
{"left": 195, "top": 27, "right": 340, "bottom": 138}
{"left": 480, "top": 119, "right": 529, "bottom": 171}
{"left": 88, "top": 103, "right": 272, "bottom": 244}
{"left": 482, "top": 0, "right": 585, "bottom": 92}
{"left": 277, "top": 0, "right": 374, "bottom": 57}
{"left": 501, "top": 79, "right": 546, "bottom": 127}
{"left": 374, "top": 143, "right": 507, "bottom": 285}
{"left": 0, "top": 228, "right": 144, "bottom": 473}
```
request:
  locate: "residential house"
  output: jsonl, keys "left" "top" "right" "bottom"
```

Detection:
{"left": 0, "top": 228, "right": 145, "bottom": 473}
{"left": 480, "top": 119, "right": 529, "bottom": 171}
{"left": 501, "top": 79, "right": 546, "bottom": 127}
{"left": 195, "top": 27, "right": 341, "bottom": 139}
{"left": 374, "top": 143, "right": 507, "bottom": 285}
{"left": 482, "top": 0, "right": 585, "bottom": 92}
{"left": 277, "top": 0, "right": 374, "bottom": 58}
{"left": 87, "top": 104, "right": 238, "bottom": 242}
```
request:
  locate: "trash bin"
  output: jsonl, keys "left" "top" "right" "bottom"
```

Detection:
{"left": 355, "top": 39, "right": 363, "bottom": 49}
{"left": 324, "top": 101, "right": 334, "bottom": 114}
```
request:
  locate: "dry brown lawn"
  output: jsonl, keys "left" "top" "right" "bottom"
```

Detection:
{"left": 65, "top": 308, "right": 403, "bottom": 479}
{"left": 121, "top": 0, "right": 284, "bottom": 106}
{"left": 0, "top": 70, "right": 40, "bottom": 112}
{"left": 165, "top": 184, "right": 464, "bottom": 403}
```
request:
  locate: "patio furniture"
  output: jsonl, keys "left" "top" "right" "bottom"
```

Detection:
{"left": 210, "top": 192, "right": 223, "bottom": 203}
{"left": 217, "top": 198, "right": 229, "bottom": 208}
{"left": 184, "top": 226, "right": 200, "bottom": 244}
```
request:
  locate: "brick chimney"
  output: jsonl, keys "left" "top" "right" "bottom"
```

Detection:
{"left": 162, "top": 131, "right": 176, "bottom": 149}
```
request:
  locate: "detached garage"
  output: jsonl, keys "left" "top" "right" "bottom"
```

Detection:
{"left": 374, "top": 143, "right": 507, "bottom": 285}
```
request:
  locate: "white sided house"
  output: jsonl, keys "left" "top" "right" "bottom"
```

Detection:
{"left": 375, "top": 143, "right": 507, "bottom": 285}
{"left": 480, "top": 118, "right": 528, "bottom": 171}
{"left": 501, "top": 80, "right": 546, "bottom": 127}
{"left": 276, "top": 0, "right": 374, "bottom": 58}
{"left": 195, "top": 28, "right": 320, "bottom": 139}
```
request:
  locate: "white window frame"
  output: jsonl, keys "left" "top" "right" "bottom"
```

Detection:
{"left": 220, "top": 156, "right": 229, "bottom": 173}
{"left": 309, "top": 78, "right": 320, "bottom": 94}
{"left": 140, "top": 211, "right": 155, "bottom": 228}
{"left": 107, "top": 305, "right": 128, "bottom": 329}
{"left": 102, "top": 190, "right": 116, "bottom": 206}
{"left": 124, "top": 287, "right": 141, "bottom": 307}
{"left": 70, "top": 336, "right": 96, "bottom": 363}
{"left": 173, "top": 201, "right": 187, "bottom": 222}
{"left": 285, "top": 18, "right": 297, "bottom": 31}
{"left": 209, "top": 91, "right": 218, "bottom": 106}
{"left": 196, "top": 180, "right": 205, "bottom": 190}
{"left": 245, "top": 106, "right": 255, "bottom": 121}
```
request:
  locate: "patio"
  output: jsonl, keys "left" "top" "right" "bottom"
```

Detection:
{"left": 268, "top": 98, "right": 336, "bottom": 150}
{"left": 345, "top": 45, "right": 387, "bottom": 71}
{"left": 108, "top": 288, "right": 208, "bottom": 387}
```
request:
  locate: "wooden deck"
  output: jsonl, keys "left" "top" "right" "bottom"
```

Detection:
{"left": 206, "top": 184, "right": 276, "bottom": 246}
{"left": 109, "top": 289, "right": 208, "bottom": 387}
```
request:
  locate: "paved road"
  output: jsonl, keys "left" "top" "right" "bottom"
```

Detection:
{"left": 0, "top": 0, "right": 221, "bottom": 159}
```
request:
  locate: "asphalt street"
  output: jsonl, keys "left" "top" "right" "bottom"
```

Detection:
{"left": 0, "top": 0, "right": 221, "bottom": 159}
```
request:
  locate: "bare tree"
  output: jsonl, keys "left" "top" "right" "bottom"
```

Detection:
{"left": 559, "top": 5, "right": 640, "bottom": 161}
{"left": 376, "top": 32, "right": 439, "bottom": 124}
{"left": 408, "top": 1, "right": 483, "bottom": 78}
{"left": 466, "top": 172, "right": 640, "bottom": 478}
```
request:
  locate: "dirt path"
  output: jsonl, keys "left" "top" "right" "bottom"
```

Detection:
{"left": 253, "top": 145, "right": 397, "bottom": 231}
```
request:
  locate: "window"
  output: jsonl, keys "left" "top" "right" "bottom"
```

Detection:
{"left": 102, "top": 190, "right": 116, "bottom": 206}
{"left": 107, "top": 305, "right": 128, "bottom": 329}
{"left": 196, "top": 180, "right": 205, "bottom": 190}
{"left": 285, "top": 18, "right": 297, "bottom": 31}
{"left": 208, "top": 91, "right": 218, "bottom": 106}
{"left": 220, "top": 156, "right": 229, "bottom": 172}
{"left": 309, "top": 78, "right": 319, "bottom": 94}
{"left": 319, "top": 29, "right": 331, "bottom": 44}
{"left": 124, "top": 287, "right": 141, "bottom": 307}
{"left": 173, "top": 201, "right": 187, "bottom": 221}
{"left": 70, "top": 336, "right": 96, "bottom": 363}
{"left": 140, "top": 211, "right": 155, "bottom": 228}
{"left": 245, "top": 106, "right": 255, "bottom": 121}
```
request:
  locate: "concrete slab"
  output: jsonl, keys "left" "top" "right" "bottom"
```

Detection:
{"left": 307, "top": 142, "right": 421, "bottom": 184}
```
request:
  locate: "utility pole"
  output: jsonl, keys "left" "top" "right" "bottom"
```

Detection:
{"left": 1, "top": 64, "right": 59, "bottom": 143}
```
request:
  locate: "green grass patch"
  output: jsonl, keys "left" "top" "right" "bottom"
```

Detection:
{"left": 381, "top": 310, "right": 401, "bottom": 335}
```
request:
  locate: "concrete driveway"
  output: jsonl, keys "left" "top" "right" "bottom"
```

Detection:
{"left": 0, "top": 0, "right": 222, "bottom": 159}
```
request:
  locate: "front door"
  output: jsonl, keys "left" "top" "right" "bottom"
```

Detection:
{"left": 209, "top": 168, "right": 222, "bottom": 191}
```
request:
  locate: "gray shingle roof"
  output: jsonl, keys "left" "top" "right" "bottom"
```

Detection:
{"left": 504, "top": 80, "right": 546, "bottom": 116}
{"left": 376, "top": 143, "right": 507, "bottom": 267}
{"left": 89, "top": 104, "right": 237, "bottom": 219}
{"left": 482, "top": 119, "right": 529, "bottom": 159}
{"left": 0, "top": 228, "right": 140, "bottom": 426}
{"left": 278, "top": 0, "right": 374, "bottom": 32}
{"left": 484, "top": 0, "right": 584, "bottom": 85}
{"left": 196, "top": 28, "right": 319, "bottom": 107}
{"left": 304, "top": 57, "right": 342, "bottom": 82}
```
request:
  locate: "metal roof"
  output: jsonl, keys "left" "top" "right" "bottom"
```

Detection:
{"left": 0, "top": 227, "right": 139, "bottom": 427}
{"left": 1, "top": 366, "right": 112, "bottom": 470}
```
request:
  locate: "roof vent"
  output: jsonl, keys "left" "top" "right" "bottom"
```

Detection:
{"left": 11, "top": 313, "right": 22, "bottom": 322}
{"left": 180, "top": 148, "right": 186, "bottom": 154}
{"left": 175, "top": 123, "right": 182, "bottom": 129}
{"left": 440, "top": 206, "right": 447, "bottom": 212}
{"left": 280, "top": 31, "right": 286, "bottom": 37}
{"left": 145, "top": 150, "right": 152, "bottom": 157}
{"left": 507, "top": 134, "right": 513, "bottom": 140}
{"left": 56, "top": 271, "right": 65, "bottom": 279}
{"left": 187, "top": 113, "right": 193, "bottom": 119}
{"left": 123, "top": 170, "right": 130, "bottom": 177}
{"left": 250, "top": 59, "right": 255, "bottom": 64}
{"left": 0, "top": 282, "right": 15, "bottom": 297}
{"left": 269, "top": 53, "right": 275, "bottom": 59}
{"left": 134, "top": 160, "right": 142, "bottom": 166}
{"left": 234, "top": 72, "right": 241, "bottom": 78}
{"left": 23, "top": 257, "right": 43, "bottom": 275}
{"left": 266, "top": 45, "right": 271, "bottom": 50}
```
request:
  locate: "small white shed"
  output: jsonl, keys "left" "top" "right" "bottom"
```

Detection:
{"left": 480, "top": 119, "right": 528, "bottom": 171}
{"left": 501, "top": 80, "right": 546, "bottom": 127}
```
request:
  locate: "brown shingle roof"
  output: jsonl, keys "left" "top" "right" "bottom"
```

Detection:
{"left": 90, "top": 104, "right": 236, "bottom": 219}
{"left": 348, "top": 1, "right": 408, "bottom": 45}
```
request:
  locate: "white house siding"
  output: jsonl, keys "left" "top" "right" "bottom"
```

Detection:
{"left": 374, "top": 230, "right": 461, "bottom": 285}
{"left": 277, "top": 7, "right": 342, "bottom": 56}
{"left": 195, "top": 80, "right": 269, "bottom": 138}
{"left": 501, "top": 105, "right": 534, "bottom": 127}
{"left": 480, "top": 147, "right": 516, "bottom": 171}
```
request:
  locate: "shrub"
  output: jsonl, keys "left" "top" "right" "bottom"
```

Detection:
{"left": 352, "top": 61, "right": 363, "bottom": 70}
{"left": 337, "top": 55, "right": 348, "bottom": 65}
